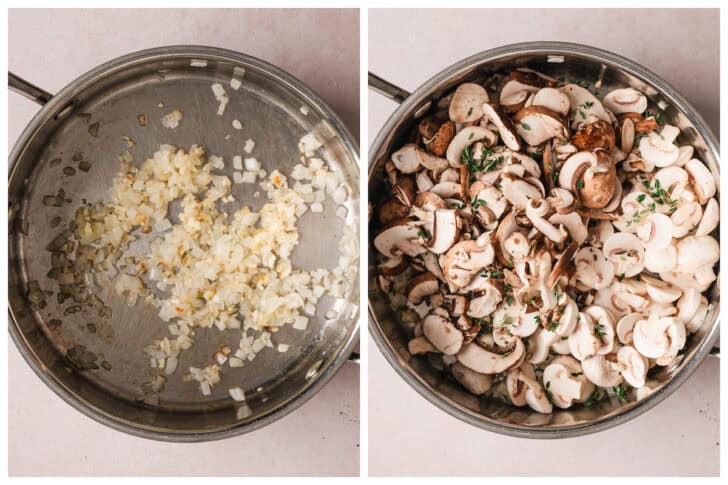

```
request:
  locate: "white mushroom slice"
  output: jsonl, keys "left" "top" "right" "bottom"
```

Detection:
{"left": 446, "top": 126, "right": 496, "bottom": 167}
{"left": 616, "top": 312, "right": 641, "bottom": 345}
{"left": 686, "top": 298, "right": 709, "bottom": 333}
{"left": 684, "top": 159, "right": 716, "bottom": 205}
{"left": 408, "top": 336, "right": 435, "bottom": 355}
{"left": 675, "top": 235, "right": 719, "bottom": 273}
{"left": 513, "top": 106, "right": 568, "bottom": 146}
{"left": 503, "top": 231, "right": 530, "bottom": 260}
{"left": 525, "top": 380, "right": 553, "bottom": 414}
{"left": 526, "top": 199, "right": 565, "bottom": 243}
{"left": 660, "top": 270, "right": 711, "bottom": 293}
{"left": 500, "top": 79, "right": 540, "bottom": 108}
{"left": 590, "top": 220, "right": 614, "bottom": 247}
{"left": 694, "top": 264, "right": 717, "bottom": 289}
{"left": 603, "top": 88, "right": 648, "bottom": 114}
{"left": 456, "top": 338, "right": 525, "bottom": 374}
{"left": 406, "top": 273, "right": 440, "bottom": 305}
{"left": 429, "top": 181, "right": 463, "bottom": 199}
{"left": 551, "top": 336, "right": 572, "bottom": 355}
{"left": 451, "top": 362, "right": 493, "bottom": 395}
{"left": 429, "top": 209, "right": 460, "bottom": 254}
{"left": 655, "top": 319, "right": 687, "bottom": 365}
{"left": 654, "top": 165, "right": 689, "bottom": 199}
{"left": 374, "top": 220, "right": 426, "bottom": 258}
{"left": 675, "top": 145, "right": 694, "bottom": 166}
{"left": 441, "top": 239, "right": 495, "bottom": 289}
{"left": 670, "top": 201, "right": 701, "bottom": 239}
{"left": 633, "top": 316, "right": 671, "bottom": 358}
{"left": 449, "top": 83, "right": 489, "bottom": 123}
{"left": 642, "top": 276, "right": 681, "bottom": 303}
{"left": 390, "top": 144, "right": 421, "bottom": 174}
{"left": 466, "top": 284, "right": 502, "bottom": 319}
{"left": 553, "top": 296, "right": 579, "bottom": 337}
{"left": 676, "top": 287, "right": 701, "bottom": 325}
{"left": 548, "top": 188, "right": 576, "bottom": 214}
{"left": 584, "top": 305, "right": 617, "bottom": 356}
{"left": 635, "top": 213, "right": 672, "bottom": 251}
{"left": 502, "top": 176, "right": 544, "bottom": 210}
{"left": 574, "top": 247, "right": 614, "bottom": 290}
{"left": 620, "top": 117, "right": 635, "bottom": 153}
{"left": 543, "top": 356, "right": 594, "bottom": 408}
{"left": 416, "top": 171, "right": 434, "bottom": 192}
{"left": 644, "top": 244, "right": 677, "bottom": 273}
{"left": 639, "top": 126, "right": 680, "bottom": 168}
{"left": 439, "top": 167, "right": 460, "bottom": 183}
{"left": 582, "top": 354, "right": 624, "bottom": 388}
{"left": 422, "top": 314, "right": 463, "bottom": 355}
{"left": 506, "top": 364, "right": 530, "bottom": 406}
{"left": 477, "top": 186, "right": 508, "bottom": 220}
{"left": 527, "top": 327, "right": 559, "bottom": 364}
{"left": 603, "top": 232, "right": 645, "bottom": 277}
{"left": 481, "top": 102, "right": 520, "bottom": 151}
{"left": 695, "top": 197, "right": 719, "bottom": 236}
{"left": 617, "top": 345, "right": 649, "bottom": 388}
{"left": 568, "top": 312, "right": 600, "bottom": 361}
{"left": 559, "top": 83, "right": 611, "bottom": 128}
{"left": 531, "top": 87, "right": 570, "bottom": 116}
{"left": 548, "top": 212, "right": 588, "bottom": 245}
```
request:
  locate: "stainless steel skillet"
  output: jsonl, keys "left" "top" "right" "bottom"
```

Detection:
{"left": 368, "top": 42, "right": 719, "bottom": 438}
{"left": 9, "top": 45, "right": 360, "bottom": 441}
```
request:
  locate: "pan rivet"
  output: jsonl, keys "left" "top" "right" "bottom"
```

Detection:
{"left": 305, "top": 359, "right": 324, "bottom": 380}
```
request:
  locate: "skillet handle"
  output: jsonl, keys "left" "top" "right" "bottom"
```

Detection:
{"left": 368, "top": 72, "right": 410, "bottom": 104}
{"left": 9, "top": 71, "right": 53, "bottom": 105}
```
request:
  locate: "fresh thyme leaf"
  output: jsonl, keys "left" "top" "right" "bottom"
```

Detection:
{"left": 417, "top": 228, "right": 431, "bottom": 239}
{"left": 467, "top": 106, "right": 474, "bottom": 117}
{"left": 580, "top": 101, "right": 594, "bottom": 109}
{"left": 613, "top": 384, "right": 628, "bottom": 403}
{"left": 570, "top": 371, "right": 583, "bottom": 377}
{"left": 636, "top": 193, "right": 646, "bottom": 203}
{"left": 520, "top": 122, "right": 531, "bottom": 131}
{"left": 505, "top": 295, "right": 513, "bottom": 306}
{"left": 501, "top": 314, "right": 513, "bottom": 326}
{"left": 594, "top": 324, "right": 607, "bottom": 337}
{"left": 548, "top": 320, "right": 560, "bottom": 331}
{"left": 576, "top": 179, "right": 585, "bottom": 190}
{"left": 534, "top": 314, "right": 542, "bottom": 325}
{"left": 583, "top": 388, "right": 605, "bottom": 407}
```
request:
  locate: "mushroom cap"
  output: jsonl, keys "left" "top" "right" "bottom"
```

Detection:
{"left": 603, "top": 232, "right": 645, "bottom": 277}
{"left": 406, "top": 272, "right": 440, "bottom": 304}
{"left": 684, "top": 158, "right": 716, "bottom": 205}
{"left": 429, "top": 209, "right": 460, "bottom": 254}
{"left": 582, "top": 354, "right": 624, "bottom": 387}
{"left": 374, "top": 219, "right": 427, "bottom": 258}
{"left": 531, "top": 87, "right": 571, "bottom": 116}
{"left": 513, "top": 106, "right": 569, "bottom": 146}
{"left": 670, "top": 201, "right": 702, "bottom": 239}
{"left": 639, "top": 130, "right": 679, "bottom": 168}
{"left": 451, "top": 361, "right": 493, "bottom": 395}
{"left": 500, "top": 79, "right": 541, "bottom": 111}
{"left": 617, "top": 345, "right": 649, "bottom": 388}
{"left": 456, "top": 337, "right": 526, "bottom": 374}
{"left": 675, "top": 235, "right": 719, "bottom": 273}
{"left": 635, "top": 213, "right": 673, "bottom": 251}
{"left": 449, "top": 83, "right": 489, "bottom": 123}
{"left": 446, "top": 126, "right": 497, "bottom": 167}
{"left": 571, "top": 120, "right": 616, "bottom": 151}
{"left": 422, "top": 313, "right": 464, "bottom": 355}
{"left": 482, "top": 102, "right": 521, "bottom": 151}
{"left": 568, "top": 312, "right": 601, "bottom": 361}
{"left": 642, "top": 275, "right": 681, "bottom": 303}
{"left": 502, "top": 175, "right": 544, "bottom": 210}
{"left": 559, "top": 150, "right": 618, "bottom": 209}
{"left": 603, "top": 88, "right": 648, "bottom": 115}
{"left": 441, "top": 239, "right": 495, "bottom": 288}
{"left": 695, "top": 197, "right": 719, "bottom": 237}
{"left": 676, "top": 287, "right": 702, "bottom": 324}
{"left": 616, "top": 312, "right": 642, "bottom": 345}
{"left": 527, "top": 327, "right": 559, "bottom": 364}
{"left": 633, "top": 316, "right": 672, "bottom": 358}
{"left": 574, "top": 246, "right": 615, "bottom": 290}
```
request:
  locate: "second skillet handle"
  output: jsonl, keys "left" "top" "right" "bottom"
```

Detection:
{"left": 9, "top": 71, "right": 53, "bottom": 105}
{"left": 368, "top": 72, "right": 410, "bottom": 105}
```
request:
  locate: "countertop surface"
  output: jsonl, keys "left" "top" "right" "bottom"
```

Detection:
{"left": 8, "top": 8, "right": 359, "bottom": 477}
{"left": 368, "top": 8, "right": 719, "bottom": 477}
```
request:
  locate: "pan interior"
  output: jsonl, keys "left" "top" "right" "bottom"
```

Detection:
{"left": 9, "top": 51, "right": 359, "bottom": 436}
{"left": 369, "top": 48, "right": 719, "bottom": 434}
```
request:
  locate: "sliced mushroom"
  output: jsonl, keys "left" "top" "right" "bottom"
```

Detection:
{"left": 429, "top": 209, "right": 460, "bottom": 254}
{"left": 675, "top": 235, "right": 719, "bottom": 273}
{"left": 635, "top": 213, "right": 672, "bottom": 251}
{"left": 422, "top": 313, "right": 464, "bottom": 355}
{"left": 644, "top": 244, "right": 677, "bottom": 273}
{"left": 501, "top": 174, "right": 544, "bottom": 210}
{"left": 633, "top": 315, "right": 674, "bottom": 359}
{"left": 603, "top": 232, "right": 645, "bottom": 277}
{"left": 456, "top": 337, "right": 525, "bottom": 374}
{"left": 513, "top": 106, "right": 568, "bottom": 146}
{"left": 446, "top": 126, "right": 497, "bottom": 167}
{"left": 695, "top": 197, "right": 719, "bottom": 236}
{"left": 559, "top": 83, "right": 611, "bottom": 128}
{"left": 574, "top": 247, "right": 615, "bottom": 290}
{"left": 408, "top": 336, "right": 435, "bottom": 355}
{"left": 466, "top": 284, "right": 502, "bottom": 319}
{"left": 603, "top": 88, "right": 648, "bottom": 114}
{"left": 482, "top": 102, "right": 520, "bottom": 151}
{"left": 527, "top": 327, "right": 559, "bottom": 364}
{"left": 568, "top": 312, "right": 600, "bottom": 361}
{"left": 377, "top": 198, "right": 410, "bottom": 225}
{"left": 684, "top": 158, "right": 716, "bottom": 205}
{"left": 543, "top": 356, "right": 594, "bottom": 408}
{"left": 500, "top": 79, "right": 541, "bottom": 112}
{"left": 378, "top": 256, "right": 408, "bottom": 276}
{"left": 451, "top": 361, "right": 493, "bottom": 395}
{"left": 616, "top": 345, "right": 649, "bottom": 388}
{"left": 406, "top": 272, "right": 440, "bottom": 304}
{"left": 440, "top": 238, "right": 495, "bottom": 288}
{"left": 571, "top": 120, "right": 616, "bottom": 151}
{"left": 374, "top": 219, "right": 427, "bottom": 258}
{"left": 449, "top": 83, "right": 489, "bottom": 123}
{"left": 532, "top": 87, "right": 570, "bottom": 116}
{"left": 559, "top": 150, "right": 617, "bottom": 209}
{"left": 582, "top": 354, "right": 624, "bottom": 387}
{"left": 639, "top": 125, "right": 680, "bottom": 168}
{"left": 549, "top": 211, "right": 588, "bottom": 245}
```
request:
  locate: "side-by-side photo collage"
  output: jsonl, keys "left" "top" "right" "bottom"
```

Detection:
{"left": 5, "top": 3, "right": 722, "bottom": 481}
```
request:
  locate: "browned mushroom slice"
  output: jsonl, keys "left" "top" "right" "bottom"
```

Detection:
{"left": 513, "top": 106, "right": 568, "bottom": 146}
{"left": 378, "top": 256, "right": 409, "bottom": 276}
{"left": 547, "top": 240, "right": 578, "bottom": 288}
{"left": 393, "top": 175, "right": 415, "bottom": 206}
{"left": 377, "top": 198, "right": 410, "bottom": 225}
{"left": 429, "top": 209, "right": 460, "bottom": 254}
{"left": 571, "top": 120, "right": 616, "bottom": 151}
{"left": 481, "top": 102, "right": 520, "bottom": 151}
{"left": 618, "top": 112, "right": 659, "bottom": 133}
{"left": 414, "top": 191, "right": 446, "bottom": 211}
{"left": 406, "top": 272, "right": 440, "bottom": 304}
{"left": 559, "top": 150, "right": 617, "bottom": 209}
{"left": 373, "top": 219, "right": 427, "bottom": 258}
{"left": 440, "top": 239, "right": 495, "bottom": 288}
{"left": 431, "top": 121, "right": 456, "bottom": 157}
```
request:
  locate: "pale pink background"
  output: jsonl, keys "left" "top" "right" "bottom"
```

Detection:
{"left": 369, "top": 8, "right": 719, "bottom": 477}
{"left": 9, "top": 8, "right": 359, "bottom": 477}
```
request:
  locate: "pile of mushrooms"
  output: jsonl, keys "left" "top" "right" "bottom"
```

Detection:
{"left": 374, "top": 69, "right": 719, "bottom": 413}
